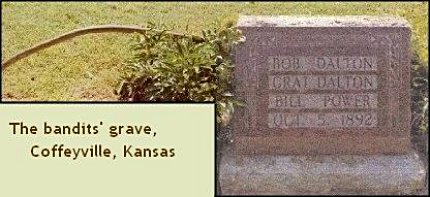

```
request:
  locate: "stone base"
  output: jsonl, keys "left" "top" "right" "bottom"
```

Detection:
{"left": 219, "top": 147, "right": 426, "bottom": 195}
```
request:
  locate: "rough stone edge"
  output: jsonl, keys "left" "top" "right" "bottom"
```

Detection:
{"left": 219, "top": 146, "right": 426, "bottom": 195}
{"left": 237, "top": 15, "right": 411, "bottom": 28}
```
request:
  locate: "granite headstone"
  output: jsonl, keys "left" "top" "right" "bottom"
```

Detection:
{"left": 219, "top": 15, "right": 425, "bottom": 195}
{"left": 233, "top": 15, "right": 412, "bottom": 155}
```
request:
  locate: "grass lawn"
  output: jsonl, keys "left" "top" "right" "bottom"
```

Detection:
{"left": 1, "top": 2, "right": 428, "bottom": 101}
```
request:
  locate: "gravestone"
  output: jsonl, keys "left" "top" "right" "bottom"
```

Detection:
{"left": 219, "top": 15, "right": 425, "bottom": 195}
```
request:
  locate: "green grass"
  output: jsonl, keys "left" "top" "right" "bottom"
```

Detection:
{"left": 2, "top": 2, "right": 428, "bottom": 101}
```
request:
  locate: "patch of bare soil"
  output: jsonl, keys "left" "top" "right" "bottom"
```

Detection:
{"left": 71, "top": 84, "right": 119, "bottom": 101}
{"left": 2, "top": 92, "right": 26, "bottom": 101}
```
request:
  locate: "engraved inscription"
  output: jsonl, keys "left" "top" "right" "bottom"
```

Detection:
{"left": 269, "top": 93, "right": 377, "bottom": 109}
{"left": 269, "top": 75, "right": 377, "bottom": 90}
{"left": 265, "top": 55, "right": 379, "bottom": 129}
{"left": 268, "top": 112, "right": 377, "bottom": 128}
{"left": 269, "top": 56, "right": 377, "bottom": 71}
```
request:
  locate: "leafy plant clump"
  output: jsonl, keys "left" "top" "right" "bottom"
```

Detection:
{"left": 411, "top": 63, "right": 429, "bottom": 134}
{"left": 116, "top": 22, "right": 245, "bottom": 129}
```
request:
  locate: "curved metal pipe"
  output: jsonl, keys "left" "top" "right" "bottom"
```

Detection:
{"left": 1, "top": 25, "right": 205, "bottom": 70}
